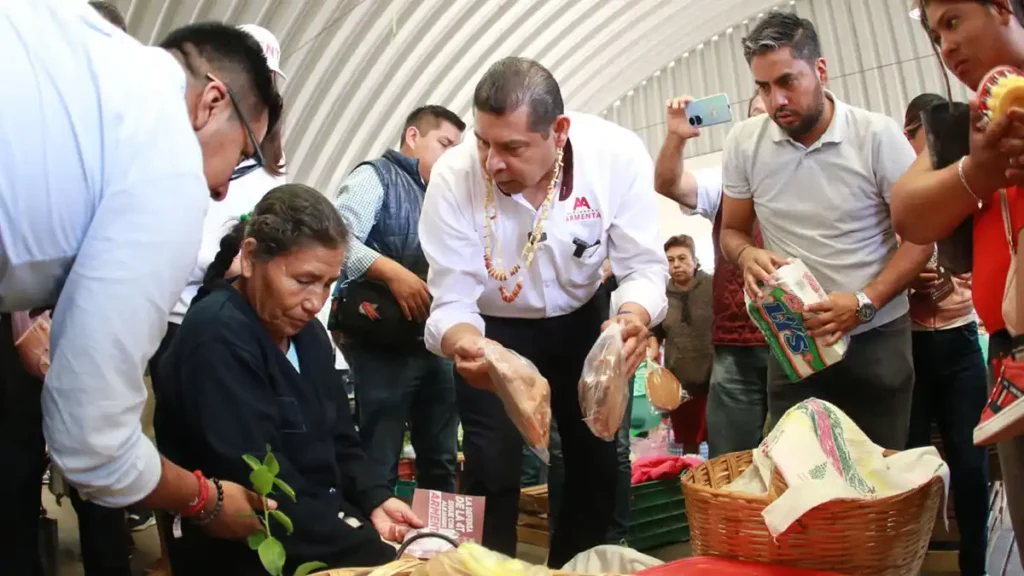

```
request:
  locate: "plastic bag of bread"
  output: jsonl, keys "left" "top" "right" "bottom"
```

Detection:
{"left": 411, "top": 542, "right": 552, "bottom": 576}
{"left": 645, "top": 347, "right": 689, "bottom": 411}
{"left": 578, "top": 322, "right": 629, "bottom": 441}
{"left": 482, "top": 340, "right": 552, "bottom": 463}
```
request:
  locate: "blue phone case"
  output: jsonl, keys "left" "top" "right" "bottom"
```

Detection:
{"left": 686, "top": 93, "right": 733, "bottom": 128}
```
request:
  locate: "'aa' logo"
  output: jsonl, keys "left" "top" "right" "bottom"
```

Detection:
{"left": 573, "top": 197, "right": 592, "bottom": 211}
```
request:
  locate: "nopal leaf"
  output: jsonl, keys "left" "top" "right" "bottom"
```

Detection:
{"left": 264, "top": 450, "right": 280, "bottom": 477}
{"left": 257, "top": 536, "right": 286, "bottom": 576}
{"left": 270, "top": 509, "right": 294, "bottom": 535}
{"left": 242, "top": 454, "right": 262, "bottom": 471}
{"left": 250, "top": 466, "right": 274, "bottom": 497}
{"left": 293, "top": 561, "right": 328, "bottom": 576}
{"left": 272, "top": 477, "right": 297, "bottom": 502}
{"left": 247, "top": 530, "right": 267, "bottom": 551}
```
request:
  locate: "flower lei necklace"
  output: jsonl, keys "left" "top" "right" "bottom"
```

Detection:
{"left": 483, "top": 147, "right": 564, "bottom": 303}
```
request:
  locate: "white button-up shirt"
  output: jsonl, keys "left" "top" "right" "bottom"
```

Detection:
{"left": 420, "top": 112, "right": 669, "bottom": 356}
{"left": 0, "top": 1, "right": 208, "bottom": 506}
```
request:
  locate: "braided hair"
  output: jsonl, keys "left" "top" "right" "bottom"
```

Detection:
{"left": 195, "top": 183, "right": 348, "bottom": 303}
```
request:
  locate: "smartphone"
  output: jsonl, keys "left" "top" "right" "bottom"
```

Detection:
{"left": 686, "top": 93, "right": 733, "bottom": 128}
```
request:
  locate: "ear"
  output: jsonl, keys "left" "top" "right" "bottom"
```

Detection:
{"left": 553, "top": 115, "right": 571, "bottom": 149}
{"left": 995, "top": 0, "right": 1014, "bottom": 25}
{"left": 239, "top": 237, "right": 258, "bottom": 279}
{"left": 816, "top": 57, "right": 829, "bottom": 85}
{"left": 403, "top": 126, "right": 420, "bottom": 150}
{"left": 192, "top": 79, "right": 229, "bottom": 132}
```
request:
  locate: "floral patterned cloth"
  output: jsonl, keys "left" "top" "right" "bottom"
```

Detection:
{"left": 725, "top": 398, "right": 949, "bottom": 537}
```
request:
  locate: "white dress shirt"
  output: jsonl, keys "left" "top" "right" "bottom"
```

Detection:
{"left": 0, "top": 1, "right": 208, "bottom": 506}
{"left": 420, "top": 112, "right": 669, "bottom": 357}
{"left": 169, "top": 167, "right": 287, "bottom": 323}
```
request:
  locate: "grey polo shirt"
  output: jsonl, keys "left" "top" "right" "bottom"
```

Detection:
{"left": 721, "top": 93, "right": 916, "bottom": 334}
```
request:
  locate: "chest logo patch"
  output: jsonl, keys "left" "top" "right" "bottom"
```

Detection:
{"left": 567, "top": 195, "right": 602, "bottom": 222}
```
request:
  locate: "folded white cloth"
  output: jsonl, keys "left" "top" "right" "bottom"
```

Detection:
{"left": 560, "top": 545, "right": 662, "bottom": 574}
{"left": 725, "top": 398, "right": 949, "bottom": 538}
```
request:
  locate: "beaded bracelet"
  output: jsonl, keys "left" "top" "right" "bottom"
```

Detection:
{"left": 196, "top": 478, "right": 224, "bottom": 527}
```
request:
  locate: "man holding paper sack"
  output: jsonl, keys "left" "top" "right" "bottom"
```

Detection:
{"left": 719, "top": 13, "right": 932, "bottom": 450}
{"left": 419, "top": 57, "right": 668, "bottom": 567}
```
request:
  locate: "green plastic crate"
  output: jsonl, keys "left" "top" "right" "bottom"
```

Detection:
{"left": 626, "top": 523, "right": 691, "bottom": 551}
{"left": 630, "top": 478, "right": 684, "bottom": 509}
{"left": 627, "top": 478, "right": 689, "bottom": 550}
{"left": 395, "top": 479, "right": 416, "bottom": 500}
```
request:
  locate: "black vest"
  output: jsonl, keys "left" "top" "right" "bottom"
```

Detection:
{"left": 358, "top": 150, "right": 428, "bottom": 279}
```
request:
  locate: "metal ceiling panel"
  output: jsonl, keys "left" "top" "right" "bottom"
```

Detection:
{"left": 109, "top": 0, "right": 784, "bottom": 194}
{"left": 608, "top": 0, "right": 973, "bottom": 159}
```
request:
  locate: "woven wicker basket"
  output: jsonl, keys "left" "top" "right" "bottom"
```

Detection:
{"left": 681, "top": 450, "right": 944, "bottom": 576}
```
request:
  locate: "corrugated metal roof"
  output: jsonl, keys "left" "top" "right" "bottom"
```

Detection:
{"left": 609, "top": 0, "right": 971, "bottom": 158}
{"left": 110, "top": 0, "right": 782, "bottom": 194}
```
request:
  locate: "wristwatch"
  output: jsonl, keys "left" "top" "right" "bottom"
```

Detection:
{"left": 854, "top": 291, "right": 876, "bottom": 324}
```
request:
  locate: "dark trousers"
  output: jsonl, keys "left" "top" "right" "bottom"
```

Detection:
{"left": 347, "top": 343, "right": 458, "bottom": 492}
{"left": 546, "top": 383, "right": 633, "bottom": 543}
{"left": 767, "top": 314, "right": 915, "bottom": 450}
{"left": 706, "top": 345, "right": 769, "bottom": 457}
{"left": 457, "top": 298, "right": 616, "bottom": 567}
{"left": 69, "top": 488, "right": 133, "bottom": 576}
{"left": 906, "top": 323, "right": 990, "bottom": 576}
{"left": 0, "top": 313, "right": 48, "bottom": 576}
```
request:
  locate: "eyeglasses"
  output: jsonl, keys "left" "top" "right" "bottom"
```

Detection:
{"left": 206, "top": 73, "right": 266, "bottom": 181}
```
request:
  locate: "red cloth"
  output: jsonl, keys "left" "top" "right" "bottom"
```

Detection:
{"left": 630, "top": 455, "right": 703, "bottom": 485}
{"left": 668, "top": 393, "right": 708, "bottom": 446}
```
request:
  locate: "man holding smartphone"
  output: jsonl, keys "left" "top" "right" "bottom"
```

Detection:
{"left": 718, "top": 12, "right": 931, "bottom": 450}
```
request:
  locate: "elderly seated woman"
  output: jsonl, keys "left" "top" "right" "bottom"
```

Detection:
{"left": 154, "top": 184, "right": 422, "bottom": 574}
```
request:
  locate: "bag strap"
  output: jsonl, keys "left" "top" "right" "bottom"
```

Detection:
{"left": 1001, "top": 189, "right": 1017, "bottom": 256}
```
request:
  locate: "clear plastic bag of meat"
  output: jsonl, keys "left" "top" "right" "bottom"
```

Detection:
{"left": 578, "top": 323, "right": 630, "bottom": 441}
{"left": 481, "top": 340, "right": 551, "bottom": 464}
{"left": 644, "top": 346, "right": 689, "bottom": 411}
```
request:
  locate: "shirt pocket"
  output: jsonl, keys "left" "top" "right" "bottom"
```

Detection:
{"left": 275, "top": 397, "right": 307, "bottom": 434}
{"left": 562, "top": 221, "right": 606, "bottom": 287}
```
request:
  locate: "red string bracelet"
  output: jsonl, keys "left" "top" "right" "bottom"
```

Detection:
{"left": 181, "top": 470, "right": 210, "bottom": 518}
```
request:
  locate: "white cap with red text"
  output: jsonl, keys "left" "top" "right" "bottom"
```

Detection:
{"left": 237, "top": 24, "right": 287, "bottom": 80}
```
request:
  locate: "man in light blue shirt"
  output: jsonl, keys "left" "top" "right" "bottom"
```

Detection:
{"left": 0, "top": 3, "right": 282, "bottom": 573}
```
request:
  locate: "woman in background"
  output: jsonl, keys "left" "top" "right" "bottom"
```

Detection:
{"left": 155, "top": 185, "right": 421, "bottom": 575}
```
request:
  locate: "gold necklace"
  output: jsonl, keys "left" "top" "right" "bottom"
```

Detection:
{"left": 483, "top": 148, "right": 564, "bottom": 303}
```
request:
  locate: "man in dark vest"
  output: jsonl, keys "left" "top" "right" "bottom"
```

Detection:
{"left": 331, "top": 105, "right": 465, "bottom": 491}
{"left": 653, "top": 91, "right": 770, "bottom": 457}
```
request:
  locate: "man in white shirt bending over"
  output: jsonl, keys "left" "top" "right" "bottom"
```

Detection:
{"left": 419, "top": 57, "right": 668, "bottom": 568}
{"left": 0, "top": 4, "right": 282, "bottom": 573}
{"left": 718, "top": 12, "right": 931, "bottom": 450}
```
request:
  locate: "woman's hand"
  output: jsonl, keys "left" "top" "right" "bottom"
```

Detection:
{"left": 370, "top": 498, "right": 424, "bottom": 543}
